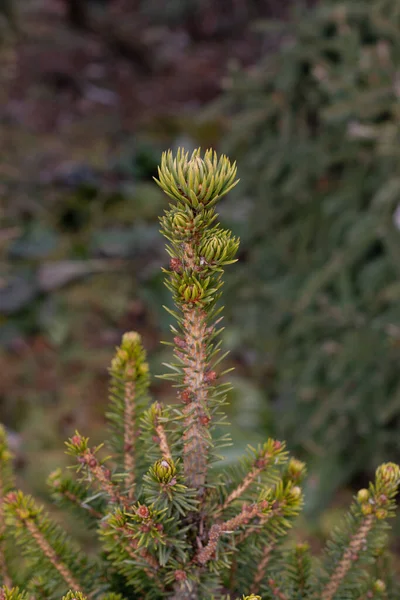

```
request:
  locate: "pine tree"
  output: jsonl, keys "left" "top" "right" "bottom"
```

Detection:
{"left": 1, "top": 148, "right": 400, "bottom": 599}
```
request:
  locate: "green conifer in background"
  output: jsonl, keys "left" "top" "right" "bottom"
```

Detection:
{"left": 214, "top": 0, "right": 400, "bottom": 507}
{"left": 0, "top": 149, "right": 399, "bottom": 598}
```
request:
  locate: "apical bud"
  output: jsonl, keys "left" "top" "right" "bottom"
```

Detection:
{"left": 287, "top": 458, "right": 306, "bottom": 481}
{"left": 357, "top": 489, "right": 370, "bottom": 504}
{"left": 153, "top": 458, "right": 177, "bottom": 484}
{"left": 376, "top": 463, "right": 400, "bottom": 491}
{"left": 111, "top": 332, "right": 149, "bottom": 381}
{"left": 199, "top": 230, "right": 239, "bottom": 265}
{"left": 155, "top": 148, "right": 239, "bottom": 208}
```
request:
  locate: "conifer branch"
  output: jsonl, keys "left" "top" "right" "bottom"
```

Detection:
{"left": 23, "top": 519, "right": 80, "bottom": 591}
{"left": 286, "top": 543, "right": 312, "bottom": 596}
{"left": 0, "top": 498, "right": 11, "bottom": 589}
{"left": 2, "top": 147, "right": 400, "bottom": 599}
{"left": 180, "top": 305, "right": 212, "bottom": 495}
{"left": 4, "top": 492, "right": 82, "bottom": 592}
{"left": 157, "top": 148, "right": 239, "bottom": 498}
{"left": 235, "top": 503, "right": 283, "bottom": 546}
{"left": 103, "top": 522, "right": 159, "bottom": 577}
{"left": 123, "top": 368, "right": 136, "bottom": 497}
{"left": 320, "top": 513, "right": 374, "bottom": 600}
{"left": 0, "top": 588, "right": 28, "bottom": 600}
{"left": 0, "top": 427, "right": 14, "bottom": 589}
{"left": 266, "top": 579, "right": 288, "bottom": 600}
{"left": 152, "top": 403, "right": 172, "bottom": 461}
{"left": 0, "top": 485, "right": 11, "bottom": 589}
{"left": 62, "top": 490, "right": 103, "bottom": 519}
{"left": 252, "top": 541, "right": 276, "bottom": 593}
{"left": 215, "top": 440, "right": 285, "bottom": 518}
{"left": 319, "top": 463, "right": 400, "bottom": 600}
{"left": 66, "top": 434, "right": 130, "bottom": 510}
{"left": 48, "top": 469, "right": 104, "bottom": 521}
{"left": 101, "top": 507, "right": 161, "bottom": 576}
{"left": 108, "top": 332, "right": 150, "bottom": 499}
{"left": 196, "top": 502, "right": 265, "bottom": 565}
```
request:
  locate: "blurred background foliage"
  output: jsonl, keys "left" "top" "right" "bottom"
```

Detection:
{"left": 1, "top": 0, "right": 400, "bottom": 543}
{"left": 214, "top": 0, "right": 400, "bottom": 512}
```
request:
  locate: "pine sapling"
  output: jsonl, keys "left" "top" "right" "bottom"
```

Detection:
{"left": 0, "top": 148, "right": 399, "bottom": 599}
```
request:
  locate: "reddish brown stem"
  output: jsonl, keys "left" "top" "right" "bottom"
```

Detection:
{"left": 113, "top": 522, "right": 159, "bottom": 576}
{"left": 25, "top": 518, "right": 81, "bottom": 591}
{"left": 236, "top": 504, "right": 283, "bottom": 545}
{"left": 195, "top": 503, "right": 262, "bottom": 565}
{"left": 267, "top": 578, "right": 289, "bottom": 600}
{"left": 82, "top": 450, "right": 130, "bottom": 510}
{"left": 253, "top": 542, "right": 277, "bottom": 593}
{"left": 62, "top": 489, "right": 103, "bottom": 519}
{"left": 123, "top": 367, "right": 136, "bottom": 499}
{"left": 214, "top": 455, "right": 274, "bottom": 518}
{"left": 180, "top": 306, "right": 212, "bottom": 497}
{"left": 153, "top": 405, "right": 172, "bottom": 461}
{"left": 320, "top": 514, "right": 374, "bottom": 600}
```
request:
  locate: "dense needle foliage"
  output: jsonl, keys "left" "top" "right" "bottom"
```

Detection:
{"left": 0, "top": 148, "right": 400, "bottom": 599}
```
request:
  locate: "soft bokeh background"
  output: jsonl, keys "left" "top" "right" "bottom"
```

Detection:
{"left": 1, "top": 0, "right": 400, "bottom": 549}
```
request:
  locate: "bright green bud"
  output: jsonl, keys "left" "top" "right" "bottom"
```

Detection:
{"left": 110, "top": 331, "right": 149, "bottom": 379}
{"left": 357, "top": 488, "right": 370, "bottom": 503}
{"left": 149, "top": 402, "right": 162, "bottom": 424}
{"left": 290, "top": 486, "right": 302, "bottom": 501}
{"left": 199, "top": 230, "right": 239, "bottom": 265}
{"left": 373, "top": 579, "right": 386, "bottom": 593}
{"left": 242, "top": 595, "right": 262, "bottom": 600}
{"left": 153, "top": 458, "right": 176, "bottom": 484}
{"left": 375, "top": 462, "right": 400, "bottom": 492}
{"left": 155, "top": 147, "right": 239, "bottom": 208}
{"left": 287, "top": 458, "right": 307, "bottom": 481}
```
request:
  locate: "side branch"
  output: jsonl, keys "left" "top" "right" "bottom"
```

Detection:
{"left": 320, "top": 514, "right": 374, "bottom": 600}
{"left": 266, "top": 578, "right": 289, "bottom": 600}
{"left": 0, "top": 493, "right": 11, "bottom": 588}
{"left": 253, "top": 542, "right": 278, "bottom": 593}
{"left": 215, "top": 440, "right": 284, "bottom": 518}
{"left": 24, "top": 518, "right": 82, "bottom": 591}
{"left": 0, "top": 428, "right": 13, "bottom": 588}
{"left": 67, "top": 435, "right": 130, "bottom": 510}
{"left": 195, "top": 502, "right": 264, "bottom": 565}
{"left": 81, "top": 448, "right": 130, "bottom": 509}
{"left": 153, "top": 404, "right": 172, "bottom": 461}
{"left": 123, "top": 368, "right": 136, "bottom": 499}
